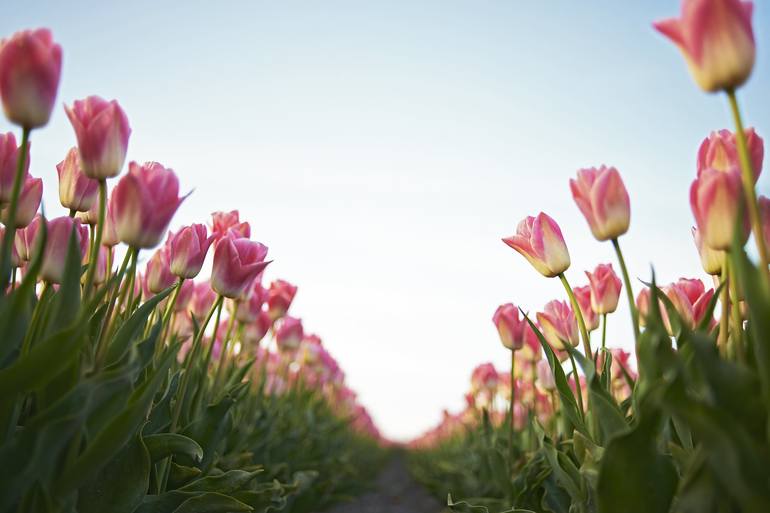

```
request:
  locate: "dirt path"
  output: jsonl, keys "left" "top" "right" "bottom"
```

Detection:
{"left": 321, "top": 454, "right": 446, "bottom": 513}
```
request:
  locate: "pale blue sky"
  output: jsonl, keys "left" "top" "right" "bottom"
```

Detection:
{"left": 3, "top": 1, "right": 769, "bottom": 440}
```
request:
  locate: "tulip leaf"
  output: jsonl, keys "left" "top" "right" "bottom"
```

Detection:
{"left": 171, "top": 492, "right": 253, "bottom": 513}
{"left": 144, "top": 433, "right": 203, "bottom": 464}
{"left": 105, "top": 285, "right": 173, "bottom": 365}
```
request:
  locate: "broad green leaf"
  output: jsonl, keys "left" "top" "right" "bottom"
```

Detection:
{"left": 179, "top": 469, "right": 262, "bottom": 494}
{"left": 144, "top": 433, "right": 203, "bottom": 464}
{"left": 172, "top": 492, "right": 252, "bottom": 513}
{"left": 106, "top": 285, "right": 173, "bottom": 365}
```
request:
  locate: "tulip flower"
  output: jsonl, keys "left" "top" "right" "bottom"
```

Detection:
{"left": 692, "top": 226, "right": 725, "bottom": 275}
{"left": 168, "top": 223, "right": 215, "bottom": 279}
{"left": 0, "top": 132, "right": 30, "bottom": 205}
{"left": 243, "top": 310, "right": 272, "bottom": 346}
{"left": 585, "top": 263, "right": 622, "bottom": 314}
{"left": 573, "top": 285, "right": 599, "bottom": 332}
{"left": 267, "top": 279, "right": 298, "bottom": 320}
{"left": 171, "top": 278, "right": 195, "bottom": 313}
{"left": 654, "top": 0, "right": 755, "bottom": 93}
{"left": 145, "top": 246, "right": 176, "bottom": 295}
{"left": 189, "top": 280, "right": 217, "bottom": 321}
{"left": 697, "top": 128, "right": 763, "bottom": 182}
{"left": 470, "top": 363, "right": 499, "bottom": 395}
{"left": 211, "top": 234, "right": 271, "bottom": 299}
{"left": 112, "top": 161, "right": 187, "bottom": 249}
{"left": 536, "top": 360, "right": 556, "bottom": 392}
{"left": 211, "top": 210, "right": 250, "bottom": 240}
{"left": 2, "top": 175, "right": 42, "bottom": 228}
{"left": 492, "top": 303, "right": 528, "bottom": 350}
{"left": 91, "top": 246, "right": 112, "bottom": 285}
{"left": 56, "top": 147, "right": 99, "bottom": 213}
{"left": 536, "top": 300, "right": 579, "bottom": 350}
{"left": 235, "top": 280, "right": 267, "bottom": 323}
{"left": 14, "top": 215, "right": 39, "bottom": 263}
{"left": 100, "top": 202, "right": 118, "bottom": 247}
{"left": 665, "top": 278, "right": 715, "bottom": 330}
{"left": 570, "top": 166, "right": 631, "bottom": 241}
{"left": 690, "top": 166, "right": 747, "bottom": 250}
{"left": 0, "top": 28, "right": 62, "bottom": 129}
{"left": 275, "top": 315, "right": 303, "bottom": 352}
{"left": 37, "top": 216, "right": 89, "bottom": 283}
{"left": 503, "top": 213, "right": 570, "bottom": 278}
{"left": 64, "top": 96, "right": 131, "bottom": 179}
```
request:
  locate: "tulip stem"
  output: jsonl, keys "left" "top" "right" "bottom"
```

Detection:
{"left": 718, "top": 266, "right": 730, "bottom": 353}
{"left": 508, "top": 348, "right": 516, "bottom": 471}
{"left": 601, "top": 314, "right": 607, "bottom": 353}
{"left": 93, "top": 247, "right": 134, "bottom": 369}
{"left": 83, "top": 179, "right": 107, "bottom": 299}
{"left": 726, "top": 89, "right": 770, "bottom": 283}
{"left": 212, "top": 306, "right": 238, "bottom": 395}
{"left": 68, "top": 208, "right": 76, "bottom": 218}
{"left": 0, "top": 126, "right": 30, "bottom": 290}
{"left": 558, "top": 273, "right": 592, "bottom": 360}
{"left": 728, "top": 259, "right": 745, "bottom": 363}
{"left": 567, "top": 350, "right": 585, "bottom": 422}
{"left": 611, "top": 238, "right": 639, "bottom": 342}
{"left": 158, "top": 278, "right": 185, "bottom": 353}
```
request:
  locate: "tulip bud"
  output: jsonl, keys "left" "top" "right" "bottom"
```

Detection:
{"left": 168, "top": 223, "right": 215, "bottom": 279}
{"left": 665, "top": 278, "right": 715, "bottom": 331}
{"left": 189, "top": 280, "right": 217, "bottom": 320}
{"left": 56, "top": 147, "right": 99, "bottom": 212}
{"left": 692, "top": 226, "right": 725, "bottom": 275}
{"left": 14, "top": 215, "right": 39, "bottom": 263}
{"left": 573, "top": 285, "right": 599, "bottom": 331}
{"left": 244, "top": 310, "right": 272, "bottom": 346}
{"left": 536, "top": 300, "right": 579, "bottom": 350}
{"left": 570, "top": 166, "right": 630, "bottom": 241}
{"left": 211, "top": 210, "right": 250, "bottom": 240}
{"left": 2, "top": 175, "right": 42, "bottom": 227}
{"left": 112, "top": 161, "right": 187, "bottom": 249}
{"left": 171, "top": 278, "right": 194, "bottom": 313}
{"left": 267, "top": 279, "right": 298, "bottom": 321}
{"left": 536, "top": 360, "right": 556, "bottom": 391}
{"left": 492, "top": 303, "right": 526, "bottom": 350}
{"left": 235, "top": 280, "right": 267, "bottom": 323}
{"left": 502, "top": 212, "right": 570, "bottom": 278}
{"left": 470, "top": 363, "right": 499, "bottom": 395}
{"left": 585, "top": 263, "right": 622, "bottom": 314}
{"left": 697, "top": 128, "right": 763, "bottom": 182}
{"left": 654, "top": 0, "right": 756, "bottom": 92}
{"left": 636, "top": 288, "right": 653, "bottom": 328}
{"left": 0, "top": 132, "right": 30, "bottom": 204}
{"left": 101, "top": 202, "right": 119, "bottom": 247}
{"left": 690, "top": 166, "right": 748, "bottom": 250}
{"left": 65, "top": 96, "right": 131, "bottom": 179}
{"left": 0, "top": 28, "right": 62, "bottom": 128}
{"left": 211, "top": 234, "right": 271, "bottom": 299}
{"left": 275, "top": 316, "right": 303, "bottom": 352}
{"left": 145, "top": 247, "right": 176, "bottom": 295}
{"left": 37, "top": 216, "right": 89, "bottom": 283}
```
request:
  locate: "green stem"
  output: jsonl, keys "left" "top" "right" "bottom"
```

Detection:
{"left": 200, "top": 299, "right": 225, "bottom": 373}
{"left": 68, "top": 208, "right": 76, "bottom": 218}
{"left": 1, "top": 126, "right": 30, "bottom": 290}
{"left": 508, "top": 348, "right": 516, "bottom": 470}
{"left": 601, "top": 313, "right": 607, "bottom": 352}
{"left": 612, "top": 238, "right": 639, "bottom": 342}
{"left": 726, "top": 89, "right": 770, "bottom": 283}
{"left": 83, "top": 179, "right": 107, "bottom": 299}
{"left": 567, "top": 350, "right": 585, "bottom": 422}
{"left": 212, "top": 306, "right": 238, "bottom": 393}
{"left": 559, "top": 273, "right": 592, "bottom": 359}
{"left": 728, "top": 259, "right": 745, "bottom": 363}
{"left": 93, "top": 248, "right": 133, "bottom": 368}
{"left": 718, "top": 266, "right": 730, "bottom": 354}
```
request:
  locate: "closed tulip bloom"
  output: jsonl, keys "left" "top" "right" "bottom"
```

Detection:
{"left": 503, "top": 213, "right": 570, "bottom": 277}
{"left": 536, "top": 360, "right": 556, "bottom": 392}
{"left": 235, "top": 280, "right": 267, "bottom": 323}
{"left": 275, "top": 316, "right": 303, "bottom": 352}
{"left": 697, "top": 128, "right": 763, "bottom": 181}
{"left": 470, "top": 363, "right": 499, "bottom": 394}
{"left": 65, "top": 96, "right": 131, "bottom": 179}
{"left": 56, "top": 147, "right": 98, "bottom": 212}
{"left": 520, "top": 322, "right": 542, "bottom": 362}
{"left": 0, "top": 29, "right": 62, "bottom": 128}
{"left": 573, "top": 285, "right": 599, "bottom": 332}
{"left": 665, "top": 278, "right": 715, "bottom": 330}
{"left": 492, "top": 303, "right": 527, "bottom": 350}
{"left": 692, "top": 226, "right": 725, "bottom": 275}
{"left": 570, "top": 166, "right": 631, "bottom": 241}
{"left": 211, "top": 210, "right": 250, "bottom": 240}
{"left": 168, "top": 223, "right": 215, "bottom": 279}
{"left": 3, "top": 175, "right": 42, "bottom": 227}
{"left": 14, "top": 214, "right": 40, "bottom": 263}
{"left": 267, "top": 279, "right": 298, "bottom": 320}
{"left": 585, "top": 263, "right": 622, "bottom": 314}
{"left": 0, "top": 132, "right": 30, "bottom": 204}
{"left": 654, "top": 0, "right": 755, "bottom": 92}
{"left": 145, "top": 246, "right": 176, "bottom": 294}
{"left": 690, "top": 166, "right": 747, "bottom": 250}
{"left": 38, "top": 216, "right": 89, "bottom": 283}
{"left": 211, "top": 234, "right": 271, "bottom": 299}
{"left": 100, "top": 202, "right": 118, "bottom": 247}
{"left": 636, "top": 288, "right": 653, "bottom": 328}
{"left": 172, "top": 278, "right": 195, "bottom": 313}
{"left": 536, "top": 300, "right": 579, "bottom": 350}
{"left": 112, "top": 161, "right": 187, "bottom": 248}
{"left": 189, "top": 280, "right": 217, "bottom": 320}
{"left": 243, "top": 311, "right": 272, "bottom": 346}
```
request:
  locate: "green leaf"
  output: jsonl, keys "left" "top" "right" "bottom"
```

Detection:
{"left": 105, "top": 285, "right": 173, "bottom": 365}
{"left": 143, "top": 433, "right": 203, "bottom": 464}
{"left": 172, "top": 492, "right": 253, "bottom": 513}
{"left": 179, "top": 469, "right": 262, "bottom": 494}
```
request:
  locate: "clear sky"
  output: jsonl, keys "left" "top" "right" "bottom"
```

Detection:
{"left": 3, "top": 1, "right": 769, "bottom": 440}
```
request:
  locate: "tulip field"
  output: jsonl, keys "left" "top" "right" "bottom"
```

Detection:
{"left": 1, "top": 0, "right": 769, "bottom": 512}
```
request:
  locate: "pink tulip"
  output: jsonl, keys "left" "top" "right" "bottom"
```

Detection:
{"left": 570, "top": 166, "right": 630, "bottom": 241}
{"left": 690, "top": 166, "right": 747, "bottom": 250}
{"left": 636, "top": 288, "right": 654, "bottom": 328}
{"left": 585, "top": 263, "right": 622, "bottom": 314}
{"left": 536, "top": 300, "right": 579, "bottom": 350}
{"left": 697, "top": 128, "right": 763, "bottom": 182}
{"left": 210, "top": 234, "right": 271, "bottom": 299}
{"left": 654, "top": 0, "right": 755, "bottom": 92}
{"left": 243, "top": 310, "right": 272, "bottom": 346}
{"left": 14, "top": 215, "right": 39, "bottom": 263}
{"left": 111, "top": 161, "right": 187, "bottom": 249}
{"left": 145, "top": 246, "right": 176, "bottom": 294}
{"left": 65, "top": 96, "right": 131, "bottom": 179}
{"left": 172, "top": 278, "right": 195, "bottom": 312}
{"left": 536, "top": 360, "right": 556, "bottom": 391}
{"left": 235, "top": 280, "right": 267, "bottom": 323}
{"left": 492, "top": 303, "right": 528, "bottom": 350}
{"left": 503, "top": 213, "right": 570, "bottom": 278}
{"left": 692, "top": 226, "right": 724, "bottom": 275}
{"left": 91, "top": 246, "right": 111, "bottom": 285}
{"left": 37, "top": 216, "right": 89, "bottom": 283}
{"left": 3, "top": 175, "right": 42, "bottom": 228}
{"left": 189, "top": 280, "right": 217, "bottom": 320}
{"left": 665, "top": 278, "right": 715, "bottom": 330}
{"left": 470, "top": 363, "right": 499, "bottom": 394}
{"left": 211, "top": 210, "right": 250, "bottom": 240}
{"left": 168, "top": 223, "right": 215, "bottom": 279}
{"left": 0, "top": 29, "right": 62, "bottom": 128}
{"left": 275, "top": 316, "right": 303, "bottom": 352}
{"left": 100, "top": 201, "right": 118, "bottom": 247}
{"left": 0, "top": 132, "right": 30, "bottom": 204}
{"left": 573, "top": 285, "right": 599, "bottom": 332}
{"left": 267, "top": 279, "right": 298, "bottom": 320}
{"left": 56, "top": 147, "right": 99, "bottom": 212}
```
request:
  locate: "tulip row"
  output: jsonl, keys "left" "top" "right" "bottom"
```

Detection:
{"left": 409, "top": 1, "right": 770, "bottom": 512}
{"left": 0, "top": 27, "right": 383, "bottom": 513}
